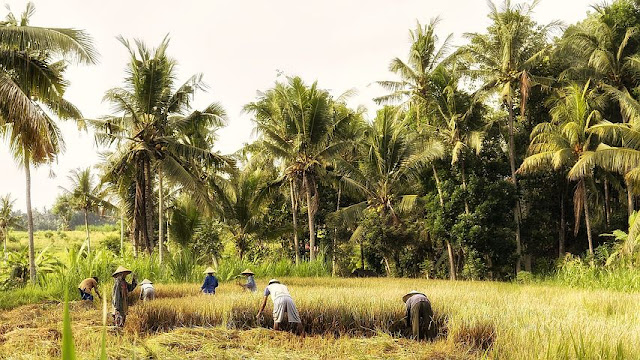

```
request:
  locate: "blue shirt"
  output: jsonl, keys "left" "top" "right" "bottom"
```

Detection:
{"left": 201, "top": 275, "right": 219, "bottom": 293}
{"left": 246, "top": 275, "right": 257, "bottom": 292}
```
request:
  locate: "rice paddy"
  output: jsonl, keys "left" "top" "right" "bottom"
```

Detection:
{"left": 1, "top": 278, "right": 638, "bottom": 359}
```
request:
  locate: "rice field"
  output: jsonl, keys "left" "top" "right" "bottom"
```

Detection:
{"left": 0, "top": 278, "right": 638, "bottom": 359}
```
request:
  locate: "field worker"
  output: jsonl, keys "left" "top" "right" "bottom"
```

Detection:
{"left": 256, "top": 279, "right": 304, "bottom": 335}
{"left": 78, "top": 276, "right": 101, "bottom": 301}
{"left": 139, "top": 279, "right": 155, "bottom": 302}
{"left": 403, "top": 290, "right": 436, "bottom": 340}
{"left": 240, "top": 269, "right": 257, "bottom": 292}
{"left": 111, "top": 266, "right": 137, "bottom": 327}
{"left": 201, "top": 267, "right": 219, "bottom": 295}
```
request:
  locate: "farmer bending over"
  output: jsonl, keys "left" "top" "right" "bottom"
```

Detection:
{"left": 78, "top": 276, "right": 101, "bottom": 301}
{"left": 139, "top": 279, "right": 155, "bottom": 301}
{"left": 256, "top": 279, "right": 304, "bottom": 335}
{"left": 111, "top": 266, "right": 137, "bottom": 327}
{"left": 201, "top": 267, "right": 219, "bottom": 295}
{"left": 403, "top": 290, "right": 436, "bottom": 340}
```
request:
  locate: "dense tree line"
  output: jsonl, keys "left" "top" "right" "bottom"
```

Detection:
{"left": 4, "top": 1, "right": 640, "bottom": 282}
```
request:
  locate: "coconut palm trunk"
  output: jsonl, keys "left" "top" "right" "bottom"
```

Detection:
{"left": 432, "top": 165, "right": 457, "bottom": 281}
{"left": 303, "top": 172, "right": 317, "bottom": 261}
{"left": 332, "top": 184, "right": 341, "bottom": 277}
{"left": 120, "top": 210, "right": 124, "bottom": 257}
{"left": 460, "top": 158, "right": 470, "bottom": 215}
{"left": 582, "top": 180, "right": 594, "bottom": 256}
{"left": 144, "top": 158, "right": 155, "bottom": 254}
{"left": 24, "top": 156, "right": 36, "bottom": 284}
{"left": 604, "top": 179, "right": 610, "bottom": 230}
{"left": 3, "top": 227, "right": 8, "bottom": 263}
{"left": 627, "top": 185, "right": 634, "bottom": 218}
{"left": 289, "top": 179, "right": 300, "bottom": 265}
{"left": 507, "top": 100, "right": 523, "bottom": 273}
{"left": 159, "top": 171, "right": 164, "bottom": 264}
{"left": 84, "top": 209, "right": 91, "bottom": 254}
{"left": 559, "top": 187, "right": 566, "bottom": 258}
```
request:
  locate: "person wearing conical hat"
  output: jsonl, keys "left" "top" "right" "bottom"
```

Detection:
{"left": 402, "top": 290, "right": 435, "bottom": 340}
{"left": 111, "top": 266, "right": 137, "bottom": 327}
{"left": 201, "top": 267, "right": 219, "bottom": 295}
{"left": 256, "top": 279, "right": 304, "bottom": 335}
{"left": 239, "top": 269, "right": 257, "bottom": 292}
{"left": 139, "top": 279, "right": 155, "bottom": 302}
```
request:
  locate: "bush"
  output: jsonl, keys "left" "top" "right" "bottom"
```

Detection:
{"left": 101, "top": 234, "right": 121, "bottom": 255}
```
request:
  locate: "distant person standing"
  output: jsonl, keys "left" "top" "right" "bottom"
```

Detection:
{"left": 78, "top": 276, "right": 101, "bottom": 301}
{"left": 240, "top": 269, "right": 257, "bottom": 292}
{"left": 256, "top": 279, "right": 304, "bottom": 335}
{"left": 111, "top": 266, "right": 137, "bottom": 327}
{"left": 139, "top": 279, "right": 155, "bottom": 302}
{"left": 201, "top": 267, "right": 219, "bottom": 295}
{"left": 403, "top": 290, "right": 436, "bottom": 340}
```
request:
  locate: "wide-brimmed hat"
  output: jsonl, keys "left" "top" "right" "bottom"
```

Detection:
{"left": 402, "top": 290, "right": 425, "bottom": 303}
{"left": 112, "top": 266, "right": 132, "bottom": 277}
{"left": 268, "top": 278, "right": 280, "bottom": 285}
{"left": 140, "top": 279, "right": 153, "bottom": 285}
{"left": 241, "top": 269, "right": 255, "bottom": 275}
{"left": 203, "top": 267, "right": 216, "bottom": 274}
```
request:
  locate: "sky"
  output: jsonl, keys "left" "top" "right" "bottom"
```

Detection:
{"left": 0, "top": 0, "right": 595, "bottom": 212}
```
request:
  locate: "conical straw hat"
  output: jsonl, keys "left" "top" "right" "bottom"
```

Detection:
{"left": 268, "top": 278, "right": 280, "bottom": 285}
{"left": 241, "top": 269, "right": 254, "bottom": 275}
{"left": 402, "top": 290, "right": 425, "bottom": 303}
{"left": 112, "top": 266, "right": 132, "bottom": 277}
{"left": 140, "top": 279, "right": 153, "bottom": 285}
{"left": 203, "top": 267, "right": 216, "bottom": 274}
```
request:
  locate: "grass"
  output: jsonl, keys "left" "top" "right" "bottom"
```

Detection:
{"left": 1, "top": 278, "right": 639, "bottom": 359}
{"left": 7, "top": 229, "right": 119, "bottom": 258}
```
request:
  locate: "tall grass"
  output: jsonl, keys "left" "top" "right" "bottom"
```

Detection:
{"left": 552, "top": 256, "right": 640, "bottom": 292}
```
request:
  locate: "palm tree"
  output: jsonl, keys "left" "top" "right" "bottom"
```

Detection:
{"left": 245, "top": 76, "right": 352, "bottom": 261}
{"left": 568, "top": 117, "right": 640, "bottom": 255}
{"left": 0, "top": 3, "right": 97, "bottom": 283}
{"left": 91, "top": 36, "right": 229, "bottom": 257}
{"left": 563, "top": 7, "right": 640, "bottom": 215}
{"left": 519, "top": 82, "right": 605, "bottom": 255}
{"left": 335, "top": 107, "right": 443, "bottom": 275}
{"left": 462, "top": 0, "right": 554, "bottom": 272}
{"left": 211, "top": 165, "right": 277, "bottom": 259}
{"left": 375, "top": 19, "right": 460, "bottom": 279}
{"left": 60, "top": 168, "right": 114, "bottom": 254}
{"left": 427, "top": 65, "right": 487, "bottom": 215}
{"left": 0, "top": 194, "right": 22, "bottom": 262}
{"left": 374, "top": 18, "right": 452, "bottom": 112}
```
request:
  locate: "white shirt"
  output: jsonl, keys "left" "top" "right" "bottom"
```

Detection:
{"left": 264, "top": 283, "right": 291, "bottom": 301}
{"left": 141, "top": 283, "right": 154, "bottom": 292}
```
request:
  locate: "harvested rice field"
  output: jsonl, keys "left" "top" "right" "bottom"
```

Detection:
{"left": 0, "top": 278, "right": 638, "bottom": 359}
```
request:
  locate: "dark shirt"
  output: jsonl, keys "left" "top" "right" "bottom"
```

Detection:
{"left": 112, "top": 277, "right": 137, "bottom": 313}
{"left": 201, "top": 275, "right": 219, "bottom": 293}
{"left": 405, "top": 294, "right": 429, "bottom": 320}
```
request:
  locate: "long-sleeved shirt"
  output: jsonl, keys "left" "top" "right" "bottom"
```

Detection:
{"left": 246, "top": 275, "right": 257, "bottom": 292}
{"left": 405, "top": 293, "right": 430, "bottom": 320}
{"left": 112, "top": 277, "right": 137, "bottom": 313}
{"left": 201, "top": 275, "right": 219, "bottom": 294}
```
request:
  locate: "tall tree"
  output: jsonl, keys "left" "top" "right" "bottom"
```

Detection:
{"left": 462, "top": 0, "right": 553, "bottom": 272}
{"left": 374, "top": 19, "right": 459, "bottom": 279}
{"left": 519, "top": 82, "right": 605, "bottom": 255}
{"left": 92, "top": 36, "right": 229, "bottom": 256}
{"left": 246, "top": 76, "right": 352, "bottom": 261}
{"left": 60, "top": 168, "right": 114, "bottom": 254}
{"left": 335, "top": 107, "right": 443, "bottom": 275}
{"left": 0, "top": 3, "right": 96, "bottom": 283}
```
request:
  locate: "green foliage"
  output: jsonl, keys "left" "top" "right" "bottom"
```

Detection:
{"left": 61, "top": 287, "right": 76, "bottom": 360}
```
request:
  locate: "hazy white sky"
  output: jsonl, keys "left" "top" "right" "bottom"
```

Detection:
{"left": 0, "top": 0, "right": 595, "bottom": 211}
